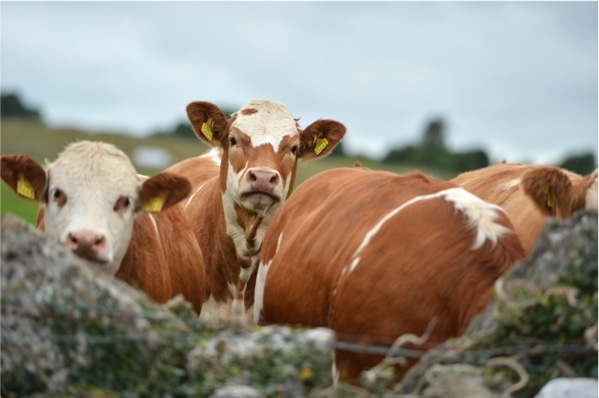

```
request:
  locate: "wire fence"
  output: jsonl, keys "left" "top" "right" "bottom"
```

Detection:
{"left": 3, "top": 303, "right": 596, "bottom": 363}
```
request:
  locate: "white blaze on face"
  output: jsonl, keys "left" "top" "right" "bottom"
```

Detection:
{"left": 232, "top": 99, "right": 299, "bottom": 151}
{"left": 221, "top": 100, "right": 300, "bottom": 259}
{"left": 43, "top": 142, "right": 142, "bottom": 275}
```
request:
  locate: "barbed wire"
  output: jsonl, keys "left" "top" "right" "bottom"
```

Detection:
{"left": 2, "top": 304, "right": 596, "bottom": 363}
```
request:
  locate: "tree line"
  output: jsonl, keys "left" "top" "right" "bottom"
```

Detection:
{"left": 2, "top": 92, "right": 595, "bottom": 175}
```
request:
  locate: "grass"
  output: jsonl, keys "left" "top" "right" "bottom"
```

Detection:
{"left": 1, "top": 118, "right": 451, "bottom": 225}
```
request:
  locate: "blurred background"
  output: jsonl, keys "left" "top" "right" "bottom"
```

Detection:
{"left": 1, "top": 1, "right": 597, "bottom": 224}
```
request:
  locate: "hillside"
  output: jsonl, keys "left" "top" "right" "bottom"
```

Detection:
{"left": 0, "top": 118, "right": 452, "bottom": 224}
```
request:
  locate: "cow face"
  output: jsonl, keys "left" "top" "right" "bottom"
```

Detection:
{"left": 1, "top": 141, "right": 191, "bottom": 275}
{"left": 187, "top": 99, "right": 346, "bottom": 214}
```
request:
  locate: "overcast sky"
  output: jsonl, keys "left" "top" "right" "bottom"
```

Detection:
{"left": 1, "top": 1, "right": 597, "bottom": 165}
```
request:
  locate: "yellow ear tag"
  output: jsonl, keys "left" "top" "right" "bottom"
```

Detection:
{"left": 201, "top": 122, "right": 213, "bottom": 141}
{"left": 314, "top": 138, "right": 329, "bottom": 155}
{"left": 17, "top": 178, "right": 36, "bottom": 200}
{"left": 543, "top": 187, "right": 554, "bottom": 209}
{"left": 143, "top": 196, "right": 163, "bottom": 213}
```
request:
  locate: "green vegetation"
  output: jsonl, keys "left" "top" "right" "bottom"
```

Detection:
{"left": 384, "top": 118, "right": 490, "bottom": 174}
{"left": 2, "top": 91, "right": 595, "bottom": 223}
{"left": 0, "top": 118, "right": 453, "bottom": 225}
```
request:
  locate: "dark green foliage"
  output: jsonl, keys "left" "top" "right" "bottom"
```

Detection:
{"left": 560, "top": 152, "right": 597, "bottom": 175}
{"left": 383, "top": 118, "right": 490, "bottom": 174}
{"left": 1, "top": 92, "right": 42, "bottom": 120}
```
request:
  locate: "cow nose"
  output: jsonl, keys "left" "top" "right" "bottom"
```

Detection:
{"left": 66, "top": 230, "right": 106, "bottom": 260}
{"left": 247, "top": 169, "right": 280, "bottom": 190}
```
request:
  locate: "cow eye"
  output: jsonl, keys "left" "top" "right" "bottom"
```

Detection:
{"left": 230, "top": 137, "right": 237, "bottom": 146}
{"left": 291, "top": 145, "right": 299, "bottom": 155}
{"left": 51, "top": 189, "right": 67, "bottom": 207}
{"left": 114, "top": 196, "right": 132, "bottom": 212}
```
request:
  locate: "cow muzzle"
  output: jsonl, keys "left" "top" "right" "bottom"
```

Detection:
{"left": 241, "top": 168, "right": 282, "bottom": 207}
{"left": 66, "top": 229, "right": 109, "bottom": 264}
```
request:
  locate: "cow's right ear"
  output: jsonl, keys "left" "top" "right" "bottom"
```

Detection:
{"left": 138, "top": 172, "right": 192, "bottom": 213}
{"left": 1, "top": 154, "right": 47, "bottom": 202}
{"left": 521, "top": 166, "right": 572, "bottom": 218}
{"left": 186, "top": 101, "right": 231, "bottom": 148}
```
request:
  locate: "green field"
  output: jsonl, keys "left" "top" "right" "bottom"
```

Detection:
{"left": 1, "top": 118, "right": 451, "bottom": 225}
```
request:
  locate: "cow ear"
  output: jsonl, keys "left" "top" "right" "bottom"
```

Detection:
{"left": 138, "top": 172, "right": 192, "bottom": 213}
{"left": 186, "top": 101, "right": 231, "bottom": 148}
{"left": 298, "top": 119, "right": 347, "bottom": 160}
{"left": 1, "top": 154, "right": 48, "bottom": 202}
{"left": 521, "top": 166, "right": 572, "bottom": 218}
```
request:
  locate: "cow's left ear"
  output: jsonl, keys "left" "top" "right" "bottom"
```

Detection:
{"left": 298, "top": 119, "right": 347, "bottom": 160}
{"left": 138, "top": 172, "right": 192, "bottom": 213}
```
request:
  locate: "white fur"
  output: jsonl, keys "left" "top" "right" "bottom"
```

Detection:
{"left": 253, "top": 232, "right": 284, "bottom": 323}
{"left": 585, "top": 170, "right": 598, "bottom": 211}
{"left": 232, "top": 99, "right": 298, "bottom": 150}
{"left": 497, "top": 178, "right": 521, "bottom": 192}
{"left": 443, "top": 188, "right": 510, "bottom": 250}
{"left": 184, "top": 182, "right": 208, "bottom": 210}
{"left": 349, "top": 187, "right": 509, "bottom": 274}
{"left": 200, "top": 147, "right": 222, "bottom": 165}
{"left": 43, "top": 141, "right": 142, "bottom": 275}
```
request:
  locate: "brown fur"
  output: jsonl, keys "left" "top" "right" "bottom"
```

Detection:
{"left": 167, "top": 100, "right": 346, "bottom": 321}
{"left": 1, "top": 153, "right": 205, "bottom": 315}
{"left": 451, "top": 163, "right": 597, "bottom": 256}
{"left": 1, "top": 154, "right": 48, "bottom": 201}
{"left": 116, "top": 207, "right": 205, "bottom": 314}
{"left": 257, "top": 167, "right": 524, "bottom": 382}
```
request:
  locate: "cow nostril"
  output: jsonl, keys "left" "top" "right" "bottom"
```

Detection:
{"left": 270, "top": 174, "right": 279, "bottom": 185}
{"left": 94, "top": 235, "right": 105, "bottom": 246}
{"left": 68, "top": 233, "right": 78, "bottom": 245}
{"left": 249, "top": 171, "right": 257, "bottom": 182}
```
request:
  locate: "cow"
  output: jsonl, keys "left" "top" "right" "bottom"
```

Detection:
{"left": 254, "top": 167, "right": 525, "bottom": 383}
{"left": 1, "top": 141, "right": 206, "bottom": 314}
{"left": 166, "top": 99, "right": 346, "bottom": 323}
{"left": 451, "top": 162, "right": 598, "bottom": 256}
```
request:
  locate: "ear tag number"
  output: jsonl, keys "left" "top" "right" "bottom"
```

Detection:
{"left": 314, "top": 138, "right": 329, "bottom": 155}
{"left": 17, "top": 178, "right": 35, "bottom": 200}
{"left": 201, "top": 122, "right": 214, "bottom": 141}
{"left": 144, "top": 197, "right": 163, "bottom": 213}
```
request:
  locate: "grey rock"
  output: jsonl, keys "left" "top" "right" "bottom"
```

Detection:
{"left": 534, "top": 377, "right": 598, "bottom": 398}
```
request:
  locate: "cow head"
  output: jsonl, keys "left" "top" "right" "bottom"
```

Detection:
{"left": 187, "top": 99, "right": 346, "bottom": 210}
{"left": 186, "top": 99, "right": 346, "bottom": 258}
{"left": 521, "top": 166, "right": 598, "bottom": 219}
{"left": 1, "top": 141, "right": 191, "bottom": 274}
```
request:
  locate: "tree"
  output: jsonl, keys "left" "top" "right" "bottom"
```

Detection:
{"left": 1, "top": 93, "right": 42, "bottom": 120}
{"left": 560, "top": 153, "right": 597, "bottom": 175}
{"left": 421, "top": 118, "right": 446, "bottom": 150}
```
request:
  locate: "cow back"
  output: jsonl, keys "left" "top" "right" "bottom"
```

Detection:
{"left": 256, "top": 167, "right": 524, "bottom": 382}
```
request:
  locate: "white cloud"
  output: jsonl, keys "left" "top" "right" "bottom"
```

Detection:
{"left": 1, "top": 1, "right": 596, "bottom": 165}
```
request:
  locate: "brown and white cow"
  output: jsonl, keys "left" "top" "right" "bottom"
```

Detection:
{"left": 166, "top": 99, "right": 346, "bottom": 322}
{"left": 254, "top": 167, "right": 525, "bottom": 382}
{"left": 1, "top": 141, "right": 206, "bottom": 314}
{"left": 451, "top": 162, "right": 598, "bottom": 256}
